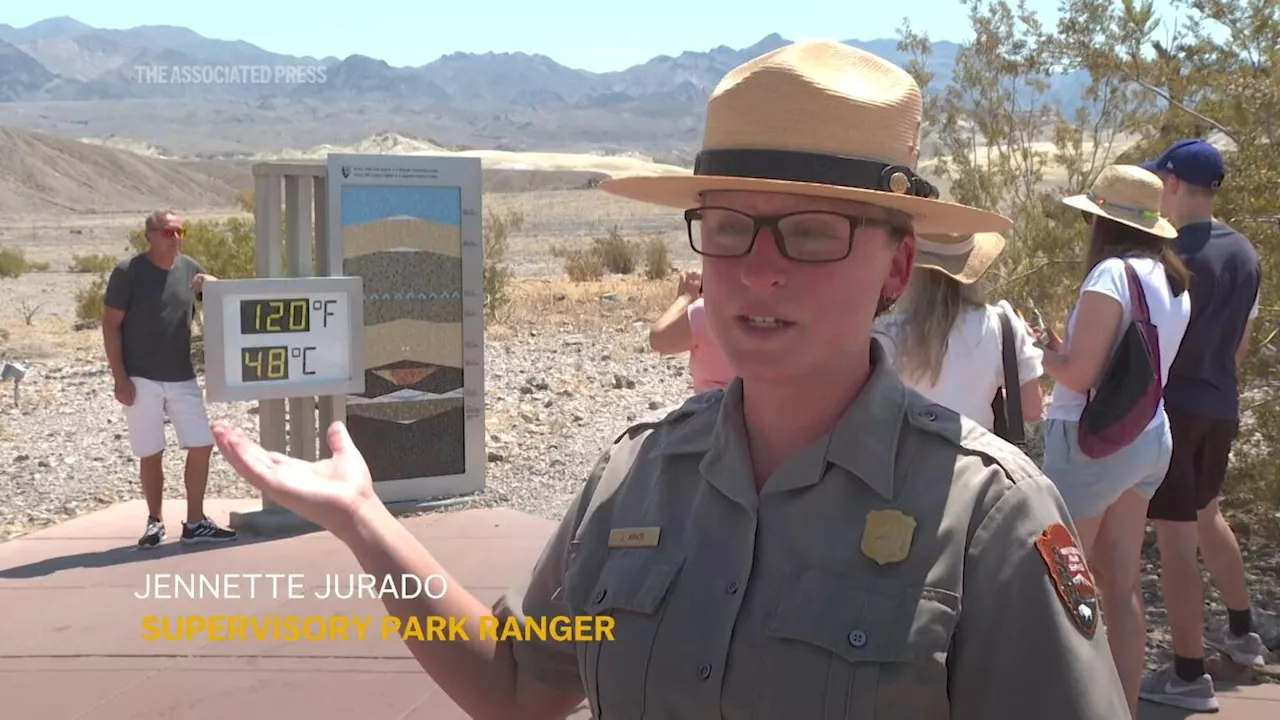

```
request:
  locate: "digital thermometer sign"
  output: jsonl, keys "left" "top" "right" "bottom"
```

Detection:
{"left": 202, "top": 277, "right": 365, "bottom": 402}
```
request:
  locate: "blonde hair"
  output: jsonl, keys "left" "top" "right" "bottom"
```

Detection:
{"left": 893, "top": 268, "right": 988, "bottom": 386}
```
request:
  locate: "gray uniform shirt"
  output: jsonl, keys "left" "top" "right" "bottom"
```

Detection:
{"left": 104, "top": 253, "right": 204, "bottom": 383}
{"left": 493, "top": 341, "right": 1129, "bottom": 719}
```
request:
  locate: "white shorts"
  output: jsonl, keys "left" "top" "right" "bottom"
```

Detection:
{"left": 122, "top": 376, "right": 215, "bottom": 457}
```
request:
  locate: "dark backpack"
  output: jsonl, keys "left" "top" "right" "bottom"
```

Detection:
{"left": 990, "top": 305, "right": 1025, "bottom": 445}
{"left": 1077, "top": 260, "right": 1163, "bottom": 459}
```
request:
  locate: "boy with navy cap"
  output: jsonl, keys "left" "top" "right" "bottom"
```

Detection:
{"left": 1139, "top": 137, "right": 1226, "bottom": 189}
{"left": 1137, "top": 138, "right": 1265, "bottom": 712}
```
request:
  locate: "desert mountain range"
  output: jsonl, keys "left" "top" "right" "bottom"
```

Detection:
{"left": 0, "top": 16, "right": 1093, "bottom": 161}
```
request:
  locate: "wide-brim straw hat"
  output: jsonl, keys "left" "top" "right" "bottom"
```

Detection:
{"left": 598, "top": 41, "right": 1012, "bottom": 237}
{"left": 914, "top": 231, "right": 1005, "bottom": 284}
{"left": 1061, "top": 164, "right": 1178, "bottom": 239}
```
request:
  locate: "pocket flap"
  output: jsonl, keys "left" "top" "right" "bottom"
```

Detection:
{"left": 580, "top": 550, "right": 685, "bottom": 616}
{"left": 766, "top": 568, "right": 960, "bottom": 665}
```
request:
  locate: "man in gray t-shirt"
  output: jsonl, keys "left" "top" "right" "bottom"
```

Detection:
{"left": 102, "top": 209, "right": 237, "bottom": 548}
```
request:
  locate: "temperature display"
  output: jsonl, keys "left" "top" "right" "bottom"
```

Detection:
{"left": 238, "top": 298, "right": 341, "bottom": 334}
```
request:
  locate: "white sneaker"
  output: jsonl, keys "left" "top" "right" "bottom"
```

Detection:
{"left": 1205, "top": 628, "right": 1267, "bottom": 667}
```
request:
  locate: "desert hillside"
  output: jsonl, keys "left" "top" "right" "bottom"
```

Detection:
{"left": 0, "top": 126, "right": 239, "bottom": 214}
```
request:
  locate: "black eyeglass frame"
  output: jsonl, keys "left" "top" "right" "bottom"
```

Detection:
{"left": 683, "top": 206, "right": 900, "bottom": 263}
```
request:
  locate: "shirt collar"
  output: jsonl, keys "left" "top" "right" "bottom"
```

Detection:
{"left": 663, "top": 339, "right": 908, "bottom": 504}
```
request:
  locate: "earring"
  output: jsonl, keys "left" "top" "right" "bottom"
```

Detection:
{"left": 875, "top": 294, "right": 898, "bottom": 317}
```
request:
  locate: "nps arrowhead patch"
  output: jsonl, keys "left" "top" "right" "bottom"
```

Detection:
{"left": 1035, "top": 522, "right": 1100, "bottom": 640}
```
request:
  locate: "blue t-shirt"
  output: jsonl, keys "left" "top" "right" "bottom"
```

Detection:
{"left": 1163, "top": 220, "right": 1260, "bottom": 419}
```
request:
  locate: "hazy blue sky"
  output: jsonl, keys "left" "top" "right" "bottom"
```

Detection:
{"left": 6, "top": 0, "right": 1188, "bottom": 72}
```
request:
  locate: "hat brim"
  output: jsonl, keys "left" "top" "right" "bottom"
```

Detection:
{"left": 914, "top": 231, "right": 1006, "bottom": 284}
{"left": 598, "top": 174, "right": 1012, "bottom": 236}
{"left": 1061, "top": 194, "right": 1178, "bottom": 239}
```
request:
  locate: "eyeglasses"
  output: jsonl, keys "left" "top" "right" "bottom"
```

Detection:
{"left": 684, "top": 207, "right": 897, "bottom": 263}
{"left": 158, "top": 227, "right": 184, "bottom": 238}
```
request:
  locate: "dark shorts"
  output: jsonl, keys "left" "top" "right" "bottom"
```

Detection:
{"left": 1146, "top": 409, "right": 1240, "bottom": 522}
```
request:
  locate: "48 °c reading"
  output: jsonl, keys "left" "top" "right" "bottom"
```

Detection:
{"left": 240, "top": 345, "right": 321, "bottom": 383}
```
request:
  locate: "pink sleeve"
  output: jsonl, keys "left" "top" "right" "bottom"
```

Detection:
{"left": 686, "top": 298, "right": 706, "bottom": 348}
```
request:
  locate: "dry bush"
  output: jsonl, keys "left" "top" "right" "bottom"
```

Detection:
{"left": 19, "top": 301, "right": 44, "bottom": 325}
{"left": 69, "top": 253, "right": 117, "bottom": 274}
{"left": 564, "top": 250, "right": 606, "bottom": 282}
{"left": 0, "top": 248, "right": 28, "bottom": 278}
{"left": 643, "top": 237, "right": 672, "bottom": 280}
{"left": 549, "top": 225, "right": 643, "bottom": 282}
{"left": 482, "top": 208, "right": 520, "bottom": 322}
{"left": 75, "top": 273, "right": 107, "bottom": 323}
{"left": 488, "top": 275, "right": 675, "bottom": 339}
{"left": 591, "top": 225, "right": 636, "bottom": 274}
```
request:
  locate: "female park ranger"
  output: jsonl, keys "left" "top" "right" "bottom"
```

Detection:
{"left": 212, "top": 40, "right": 1130, "bottom": 720}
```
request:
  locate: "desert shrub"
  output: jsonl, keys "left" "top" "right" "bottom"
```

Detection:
{"left": 591, "top": 225, "right": 636, "bottom": 275}
{"left": 69, "top": 253, "right": 117, "bottom": 274}
{"left": 482, "top": 208, "right": 520, "bottom": 322}
{"left": 75, "top": 272, "right": 108, "bottom": 323}
{"left": 549, "top": 241, "right": 607, "bottom": 283}
{"left": 0, "top": 248, "right": 29, "bottom": 278}
{"left": 563, "top": 250, "right": 606, "bottom": 282}
{"left": 643, "top": 237, "right": 672, "bottom": 280}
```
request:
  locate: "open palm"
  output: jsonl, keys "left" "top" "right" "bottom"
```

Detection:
{"left": 211, "top": 421, "right": 378, "bottom": 536}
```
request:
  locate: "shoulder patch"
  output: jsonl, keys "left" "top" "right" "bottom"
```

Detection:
{"left": 1035, "top": 522, "right": 1099, "bottom": 639}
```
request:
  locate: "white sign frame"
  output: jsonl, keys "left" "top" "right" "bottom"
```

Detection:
{"left": 325, "top": 153, "right": 485, "bottom": 504}
{"left": 203, "top": 276, "right": 366, "bottom": 403}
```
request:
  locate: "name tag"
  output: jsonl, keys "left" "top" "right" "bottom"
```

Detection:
{"left": 608, "top": 527, "right": 661, "bottom": 548}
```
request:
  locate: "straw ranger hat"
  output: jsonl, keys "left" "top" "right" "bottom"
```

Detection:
{"left": 598, "top": 40, "right": 1012, "bottom": 237}
{"left": 914, "top": 231, "right": 1005, "bottom": 284}
{"left": 1061, "top": 165, "right": 1178, "bottom": 239}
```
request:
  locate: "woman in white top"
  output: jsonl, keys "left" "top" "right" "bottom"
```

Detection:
{"left": 874, "top": 230, "right": 1044, "bottom": 437}
{"left": 1038, "top": 164, "right": 1192, "bottom": 718}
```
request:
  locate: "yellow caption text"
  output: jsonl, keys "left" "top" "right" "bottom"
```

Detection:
{"left": 141, "top": 615, "right": 616, "bottom": 643}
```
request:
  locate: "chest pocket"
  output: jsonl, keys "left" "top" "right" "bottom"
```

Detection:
{"left": 564, "top": 546, "right": 685, "bottom": 720}
{"left": 762, "top": 567, "right": 959, "bottom": 720}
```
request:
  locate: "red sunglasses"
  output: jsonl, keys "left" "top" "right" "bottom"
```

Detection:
{"left": 159, "top": 227, "right": 185, "bottom": 238}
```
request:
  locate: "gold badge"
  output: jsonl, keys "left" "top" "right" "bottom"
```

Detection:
{"left": 861, "top": 509, "right": 916, "bottom": 565}
{"left": 888, "top": 172, "right": 911, "bottom": 194}
{"left": 608, "top": 527, "right": 661, "bottom": 548}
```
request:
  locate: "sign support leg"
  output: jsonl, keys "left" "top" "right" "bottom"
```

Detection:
{"left": 284, "top": 175, "right": 317, "bottom": 462}
{"left": 254, "top": 172, "right": 286, "bottom": 511}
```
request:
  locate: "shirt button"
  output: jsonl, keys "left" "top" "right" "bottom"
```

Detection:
{"left": 726, "top": 581, "right": 739, "bottom": 594}
{"left": 848, "top": 630, "right": 868, "bottom": 648}
{"left": 594, "top": 588, "right": 607, "bottom": 603}
{"left": 697, "top": 663, "right": 712, "bottom": 680}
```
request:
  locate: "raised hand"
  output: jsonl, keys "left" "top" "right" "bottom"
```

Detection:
{"left": 211, "top": 420, "right": 381, "bottom": 539}
{"left": 677, "top": 270, "right": 702, "bottom": 299}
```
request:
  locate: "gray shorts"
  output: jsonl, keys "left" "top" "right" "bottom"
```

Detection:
{"left": 1042, "top": 414, "right": 1173, "bottom": 520}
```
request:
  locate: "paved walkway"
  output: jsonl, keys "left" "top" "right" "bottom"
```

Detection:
{"left": 1, "top": 499, "right": 1275, "bottom": 719}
